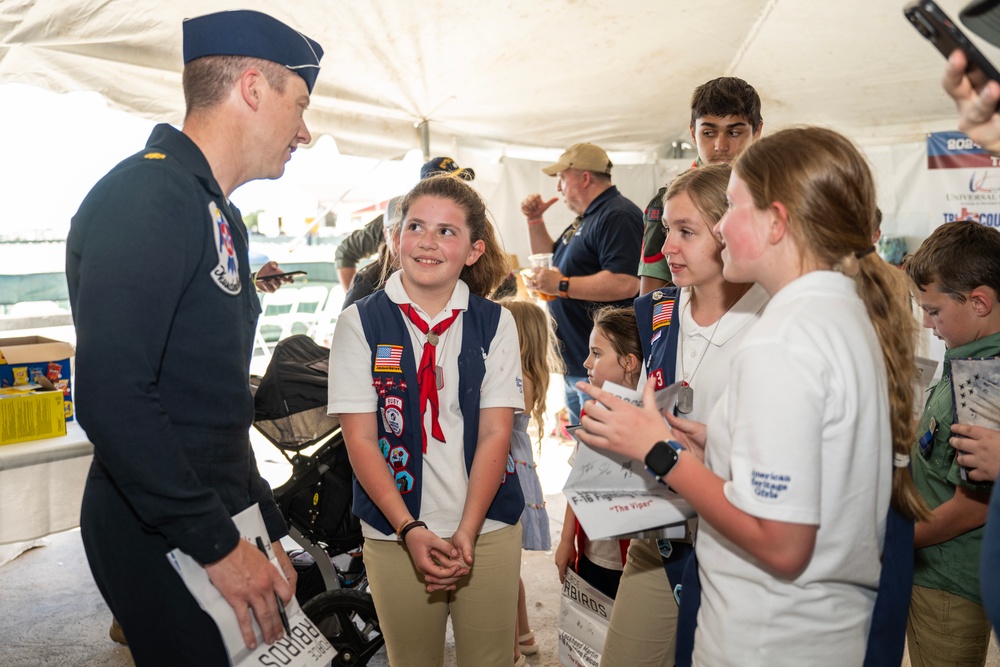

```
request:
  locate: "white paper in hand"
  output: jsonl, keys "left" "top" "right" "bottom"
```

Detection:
{"left": 167, "top": 504, "right": 336, "bottom": 666}
{"left": 563, "top": 381, "right": 693, "bottom": 540}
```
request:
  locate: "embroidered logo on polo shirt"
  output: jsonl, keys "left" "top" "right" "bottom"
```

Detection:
{"left": 143, "top": 152, "right": 166, "bottom": 160}
{"left": 750, "top": 469, "right": 791, "bottom": 501}
{"left": 208, "top": 202, "right": 240, "bottom": 295}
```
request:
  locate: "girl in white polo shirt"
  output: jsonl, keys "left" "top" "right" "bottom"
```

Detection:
{"left": 578, "top": 127, "right": 927, "bottom": 666}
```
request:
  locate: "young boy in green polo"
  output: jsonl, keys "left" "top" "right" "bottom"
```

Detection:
{"left": 904, "top": 219, "right": 1000, "bottom": 667}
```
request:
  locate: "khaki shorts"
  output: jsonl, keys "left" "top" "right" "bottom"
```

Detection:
{"left": 906, "top": 584, "right": 991, "bottom": 667}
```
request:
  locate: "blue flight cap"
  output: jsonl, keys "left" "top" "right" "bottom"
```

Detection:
{"left": 182, "top": 10, "right": 323, "bottom": 93}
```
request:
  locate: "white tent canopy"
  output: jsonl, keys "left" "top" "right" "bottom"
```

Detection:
{"left": 1, "top": 0, "right": 993, "bottom": 159}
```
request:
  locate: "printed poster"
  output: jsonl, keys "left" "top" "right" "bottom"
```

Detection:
{"left": 558, "top": 570, "right": 614, "bottom": 667}
{"left": 167, "top": 504, "right": 336, "bottom": 667}
{"left": 927, "top": 131, "right": 1000, "bottom": 229}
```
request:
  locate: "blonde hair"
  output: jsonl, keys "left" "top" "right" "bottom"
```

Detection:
{"left": 665, "top": 163, "right": 731, "bottom": 238}
{"left": 733, "top": 126, "right": 929, "bottom": 521}
{"left": 396, "top": 174, "right": 510, "bottom": 298}
{"left": 498, "top": 298, "right": 563, "bottom": 448}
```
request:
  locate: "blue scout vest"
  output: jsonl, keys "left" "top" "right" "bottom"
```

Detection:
{"left": 353, "top": 290, "right": 524, "bottom": 536}
{"left": 634, "top": 287, "right": 681, "bottom": 389}
{"left": 635, "top": 289, "right": 913, "bottom": 666}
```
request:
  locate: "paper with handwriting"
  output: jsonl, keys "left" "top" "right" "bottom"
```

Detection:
{"left": 563, "top": 381, "right": 694, "bottom": 540}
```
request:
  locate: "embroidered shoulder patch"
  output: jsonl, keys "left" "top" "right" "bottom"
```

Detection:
{"left": 651, "top": 299, "right": 675, "bottom": 331}
{"left": 374, "top": 345, "right": 403, "bottom": 373}
{"left": 143, "top": 152, "right": 166, "bottom": 160}
{"left": 208, "top": 201, "right": 240, "bottom": 295}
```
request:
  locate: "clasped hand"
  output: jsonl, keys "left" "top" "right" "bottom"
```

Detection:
{"left": 406, "top": 525, "right": 475, "bottom": 592}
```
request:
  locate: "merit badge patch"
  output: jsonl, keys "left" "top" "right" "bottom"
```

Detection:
{"left": 650, "top": 368, "right": 665, "bottom": 389}
{"left": 652, "top": 299, "right": 675, "bottom": 331}
{"left": 395, "top": 470, "right": 414, "bottom": 494}
{"left": 388, "top": 445, "right": 410, "bottom": 471}
{"left": 374, "top": 345, "right": 403, "bottom": 373}
{"left": 378, "top": 437, "right": 391, "bottom": 458}
{"left": 384, "top": 396, "right": 404, "bottom": 437}
{"left": 208, "top": 202, "right": 240, "bottom": 295}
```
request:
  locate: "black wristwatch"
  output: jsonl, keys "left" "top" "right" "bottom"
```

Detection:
{"left": 558, "top": 277, "right": 570, "bottom": 298}
{"left": 644, "top": 440, "right": 685, "bottom": 483}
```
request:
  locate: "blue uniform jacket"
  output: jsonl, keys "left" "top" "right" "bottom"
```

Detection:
{"left": 67, "top": 124, "right": 284, "bottom": 565}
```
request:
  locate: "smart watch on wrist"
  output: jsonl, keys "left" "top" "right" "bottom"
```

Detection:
{"left": 644, "top": 440, "right": 685, "bottom": 483}
{"left": 558, "top": 277, "right": 570, "bottom": 298}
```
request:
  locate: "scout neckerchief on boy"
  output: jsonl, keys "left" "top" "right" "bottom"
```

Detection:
{"left": 398, "top": 303, "right": 461, "bottom": 452}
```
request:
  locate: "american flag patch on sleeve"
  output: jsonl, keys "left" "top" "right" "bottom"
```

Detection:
{"left": 374, "top": 345, "right": 404, "bottom": 373}
{"left": 652, "top": 300, "right": 675, "bottom": 331}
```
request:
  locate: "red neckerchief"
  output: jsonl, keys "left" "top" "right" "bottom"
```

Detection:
{"left": 398, "top": 303, "right": 461, "bottom": 452}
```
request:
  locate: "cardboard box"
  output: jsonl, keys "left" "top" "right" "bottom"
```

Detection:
{"left": 0, "top": 390, "right": 67, "bottom": 445}
{"left": 0, "top": 336, "right": 75, "bottom": 422}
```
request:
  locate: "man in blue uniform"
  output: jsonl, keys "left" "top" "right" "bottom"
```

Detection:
{"left": 66, "top": 10, "right": 323, "bottom": 665}
{"left": 520, "top": 143, "right": 643, "bottom": 424}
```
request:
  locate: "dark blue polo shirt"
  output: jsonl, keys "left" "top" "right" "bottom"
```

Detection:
{"left": 549, "top": 185, "right": 643, "bottom": 376}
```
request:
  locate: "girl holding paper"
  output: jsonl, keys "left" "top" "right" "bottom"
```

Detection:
{"left": 601, "top": 163, "right": 767, "bottom": 667}
{"left": 579, "top": 128, "right": 927, "bottom": 666}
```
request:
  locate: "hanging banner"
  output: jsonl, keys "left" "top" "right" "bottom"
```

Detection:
{"left": 927, "top": 131, "right": 1000, "bottom": 228}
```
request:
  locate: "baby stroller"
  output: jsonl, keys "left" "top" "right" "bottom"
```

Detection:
{"left": 253, "top": 334, "right": 384, "bottom": 666}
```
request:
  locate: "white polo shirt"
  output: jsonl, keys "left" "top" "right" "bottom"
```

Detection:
{"left": 694, "top": 271, "right": 891, "bottom": 666}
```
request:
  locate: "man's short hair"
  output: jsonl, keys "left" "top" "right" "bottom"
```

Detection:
{"left": 182, "top": 55, "right": 290, "bottom": 116}
{"left": 905, "top": 220, "right": 1000, "bottom": 302}
{"left": 690, "top": 77, "right": 762, "bottom": 133}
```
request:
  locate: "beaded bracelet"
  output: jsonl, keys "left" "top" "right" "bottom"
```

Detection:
{"left": 399, "top": 519, "right": 428, "bottom": 543}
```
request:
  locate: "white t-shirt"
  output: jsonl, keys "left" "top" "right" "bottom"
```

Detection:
{"left": 327, "top": 273, "right": 524, "bottom": 540}
{"left": 694, "top": 271, "right": 891, "bottom": 667}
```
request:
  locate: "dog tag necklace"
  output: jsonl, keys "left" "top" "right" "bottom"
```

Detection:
{"left": 677, "top": 288, "right": 742, "bottom": 414}
{"left": 426, "top": 331, "right": 443, "bottom": 388}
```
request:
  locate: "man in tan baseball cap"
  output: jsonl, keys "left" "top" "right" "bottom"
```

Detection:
{"left": 519, "top": 141, "right": 642, "bottom": 427}
{"left": 540, "top": 142, "right": 614, "bottom": 176}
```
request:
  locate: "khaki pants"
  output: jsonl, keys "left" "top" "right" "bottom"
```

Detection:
{"left": 600, "top": 538, "right": 678, "bottom": 667}
{"left": 906, "top": 584, "right": 991, "bottom": 667}
{"left": 364, "top": 523, "right": 522, "bottom": 667}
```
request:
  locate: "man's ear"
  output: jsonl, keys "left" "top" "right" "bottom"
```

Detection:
{"left": 241, "top": 68, "right": 262, "bottom": 111}
{"left": 752, "top": 121, "right": 764, "bottom": 141}
{"left": 969, "top": 286, "right": 997, "bottom": 318}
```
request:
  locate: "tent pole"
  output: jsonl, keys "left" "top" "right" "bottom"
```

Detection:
{"left": 418, "top": 120, "right": 430, "bottom": 162}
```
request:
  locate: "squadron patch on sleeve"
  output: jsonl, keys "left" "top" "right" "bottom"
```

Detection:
{"left": 208, "top": 202, "right": 240, "bottom": 295}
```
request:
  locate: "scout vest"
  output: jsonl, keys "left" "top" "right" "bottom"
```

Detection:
{"left": 353, "top": 290, "right": 524, "bottom": 535}
{"left": 634, "top": 286, "right": 682, "bottom": 389}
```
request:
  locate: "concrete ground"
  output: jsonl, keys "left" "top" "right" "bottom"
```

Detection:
{"left": 0, "top": 404, "right": 997, "bottom": 666}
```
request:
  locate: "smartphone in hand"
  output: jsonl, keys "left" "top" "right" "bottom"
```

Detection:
{"left": 255, "top": 270, "right": 307, "bottom": 282}
{"left": 905, "top": 0, "right": 1000, "bottom": 90}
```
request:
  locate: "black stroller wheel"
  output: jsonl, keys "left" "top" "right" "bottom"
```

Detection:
{"left": 302, "top": 589, "right": 384, "bottom": 666}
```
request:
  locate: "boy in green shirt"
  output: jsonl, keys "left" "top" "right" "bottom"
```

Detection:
{"left": 904, "top": 219, "right": 1000, "bottom": 667}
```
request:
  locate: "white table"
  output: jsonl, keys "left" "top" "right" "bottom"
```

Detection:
{"left": 0, "top": 422, "right": 93, "bottom": 555}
